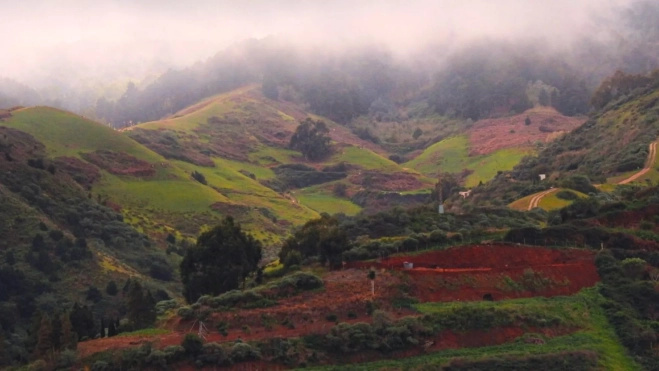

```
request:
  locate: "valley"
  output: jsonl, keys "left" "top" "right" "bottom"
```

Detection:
{"left": 2, "top": 2, "right": 659, "bottom": 369}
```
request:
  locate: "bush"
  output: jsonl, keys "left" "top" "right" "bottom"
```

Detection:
{"left": 191, "top": 170, "right": 207, "bottom": 185}
{"left": 556, "top": 190, "right": 579, "bottom": 201}
{"left": 106, "top": 281, "right": 118, "bottom": 296}
{"left": 560, "top": 175, "right": 598, "bottom": 194}
{"left": 182, "top": 333, "right": 204, "bottom": 356}
{"left": 91, "top": 361, "right": 109, "bottom": 371}
{"left": 621, "top": 258, "right": 646, "bottom": 280}
{"left": 177, "top": 306, "right": 195, "bottom": 321}
{"left": 333, "top": 183, "right": 348, "bottom": 197}
{"left": 640, "top": 220, "right": 654, "bottom": 231}
{"left": 429, "top": 229, "right": 448, "bottom": 244}
{"left": 283, "top": 250, "right": 302, "bottom": 268}
{"left": 156, "top": 299, "right": 178, "bottom": 315}
{"left": 326, "top": 314, "right": 338, "bottom": 322}
{"left": 229, "top": 342, "right": 261, "bottom": 362}
{"left": 197, "top": 342, "right": 227, "bottom": 365}
{"left": 86, "top": 285, "right": 103, "bottom": 303}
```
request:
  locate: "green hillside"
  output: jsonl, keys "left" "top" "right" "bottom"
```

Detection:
{"left": 510, "top": 77, "right": 659, "bottom": 183}
{"left": 405, "top": 135, "right": 532, "bottom": 187}
{"left": 2, "top": 106, "right": 317, "bottom": 248}
{"left": 127, "top": 86, "right": 435, "bottom": 218}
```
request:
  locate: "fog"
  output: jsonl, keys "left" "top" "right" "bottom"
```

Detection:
{"left": 1, "top": 0, "right": 634, "bottom": 87}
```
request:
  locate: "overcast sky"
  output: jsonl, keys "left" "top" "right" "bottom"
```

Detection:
{"left": 1, "top": 0, "right": 632, "bottom": 86}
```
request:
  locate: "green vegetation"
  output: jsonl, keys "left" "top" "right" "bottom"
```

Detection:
{"left": 296, "top": 188, "right": 362, "bottom": 216}
{"left": 309, "top": 289, "right": 638, "bottom": 371}
{"left": 180, "top": 216, "right": 262, "bottom": 303}
{"left": 405, "top": 135, "right": 531, "bottom": 186}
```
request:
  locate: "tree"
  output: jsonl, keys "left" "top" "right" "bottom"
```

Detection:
{"left": 191, "top": 170, "right": 207, "bottom": 185}
{"left": 107, "top": 320, "right": 117, "bottom": 337}
{"left": 180, "top": 217, "right": 262, "bottom": 303}
{"left": 368, "top": 270, "right": 376, "bottom": 297}
{"left": 35, "top": 314, "right": 53, "bottom": 358}
{"left": 524, "top": 116, "right": 532, "bottom": 126}
{"left": 100, "top": 319, "right": 106, "bottom": 338}
{"left": 126, "top": 281, "right": 157, "bottom": 330}
{"left": 59, "top": 313, "right": 76, "bottom": 350}
{"left": 70, "top": 303, "right": 95, "bottom": 340}
{"left": 538, "top": 89, "right": 550, "bottom": 106}
{"left": 86, "top": 285, "right": 102, "bottom": 303}
{"left": 289, "top": 118, "right": 332, "bottom": 161}
{"left": 105, "top": 281, "right": 118, "bottom": 296}
{"left": 0, "top": 332, "right": 8, "bottom": 366}
{"left": 412, "top": 127, "right": 423, "bottom": 140}
{"left": 182, "top": 333, "right": 204, "bottom": 356}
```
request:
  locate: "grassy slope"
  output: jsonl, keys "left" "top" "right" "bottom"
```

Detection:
{"left": 405, "top": 135, "right": 531, "bottom": 187}
{"left": 309, "top": 288, "right": 638, "bottom": 371}
{"left": 1, "top": 107, "right": 259, "bottom": 238}
{"left": 132, "top": 86, "right": 432, "bottom": 218}
{"left": 508, "top": 189, "right": 588, "bottom": 211}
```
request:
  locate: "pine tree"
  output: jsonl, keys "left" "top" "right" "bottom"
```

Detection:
{"left": 60, "top": 313, "right": 77, "bottom": 350}
{"left": 35, "top": 314, "right": 53, "bottom": 358}
{"left": 127, "top": 281, "right": 146, "bottom": 329}
{"left": 143, "top": 290, "right": 157, "bottom": 327}
{"left": 100, "top": 318, "right": 106, "bottom": 338}
{"left": 107, "top": 320, "right": 117, "bottom": 337}
{"left": 0, "top": 331, "right": 8, "bottom": 366}
{"left": 122, "top": 278, "right": 132, "bottom": 294}
{"left": 50, "top": 311, "right": 62, "bottom": 350}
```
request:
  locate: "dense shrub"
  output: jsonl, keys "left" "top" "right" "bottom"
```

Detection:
{"left": 182, "top": 333, "right": 204, "bottom": 356}
{"left": 198, "top": 272, "right": 323, "bottom": 311}
{"left": 229, "top": 342, "right": 261, "bottom": 362}
{"left": 556, "top": 190, "right": 579, "bottom": 201}
{"left": 441, "top": 351, "right": 598, "bottom": 371}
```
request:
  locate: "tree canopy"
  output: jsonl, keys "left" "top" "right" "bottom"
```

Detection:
{"left": 289, "top": 118, "right": 332, "bottom": 161}
{"left": 180, "top": 217, "right": 263, "bottom": 303}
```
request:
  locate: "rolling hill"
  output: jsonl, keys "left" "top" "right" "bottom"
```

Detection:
{"left": 404, "top": 107, "right": 585, "bottom": 187}
{"left": 123, "top": 85, "right": 437, "bottom": 218}
{"left": 0, "top": 105, "right": 321, "bottom": 249}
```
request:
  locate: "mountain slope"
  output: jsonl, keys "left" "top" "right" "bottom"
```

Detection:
{"left": 1, "top": 106, "right": 316, "bottom": 249}
{"left": 404, "top": 107, "right": 584, "bottom": 187}
{"left": 0, "top": 125, "right": 176, "bottom": 355}
{"left": 125, "top": 86, "right": 436, "bottom": 216}
{"left": 510, "top": 77, "right": 659, "bottom": 183}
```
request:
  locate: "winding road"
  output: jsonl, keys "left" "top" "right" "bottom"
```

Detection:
{"left": 526, "top": 140, "right": 658, "bottom": 210}
{"left": 618, "top": 141, "right": 658, "bottom": 185}
{"left": 527, "top": 188, "right": 558, "bottom": 211}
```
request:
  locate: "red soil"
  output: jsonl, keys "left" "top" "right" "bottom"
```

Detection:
{"left": 468, "top": 107, "right": 585, "bottom": 155}
{"left": 82, "top": 149, "right": 156, "bottom": 177}
{"left": 54, "top": 156, "right": 101, "bottom": 186}
{"left": 347, "top": 244, "right": 599, "bottom": 302}
{"left": 78, "top": 244, "right": 598, "bottom": 365}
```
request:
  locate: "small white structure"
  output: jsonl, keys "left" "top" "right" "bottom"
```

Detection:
{"left": 403, "top": 262, "right": 414, "bottom": 269}
{"left": 539, "top": 174, "right": 546, "bottom": 181}
{"left": 459, "top": 190, "right": 472, "bottom": 199}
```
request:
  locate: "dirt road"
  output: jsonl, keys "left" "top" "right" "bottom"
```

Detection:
{"left": 524, "top": 140, "right": 657, "bottom": 209}
{"left": 618, "top": 141, "right": 657, "bottom": 185}
{"left": 527, "top": 188, "right": 557, "bottom": 210}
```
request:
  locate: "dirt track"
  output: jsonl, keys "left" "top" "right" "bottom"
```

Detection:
{"left": 527, "top": 188, "right": 557, "bottom": 210}
{"left": 523, "top": 140, "right": 657, "bottom": 209}
{"left": 618, "top": 141, "right": 658, "bottom": 185}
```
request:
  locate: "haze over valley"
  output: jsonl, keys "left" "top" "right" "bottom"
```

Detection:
{"left": 2, "top": 1, "right": 659, "bottom": 370}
